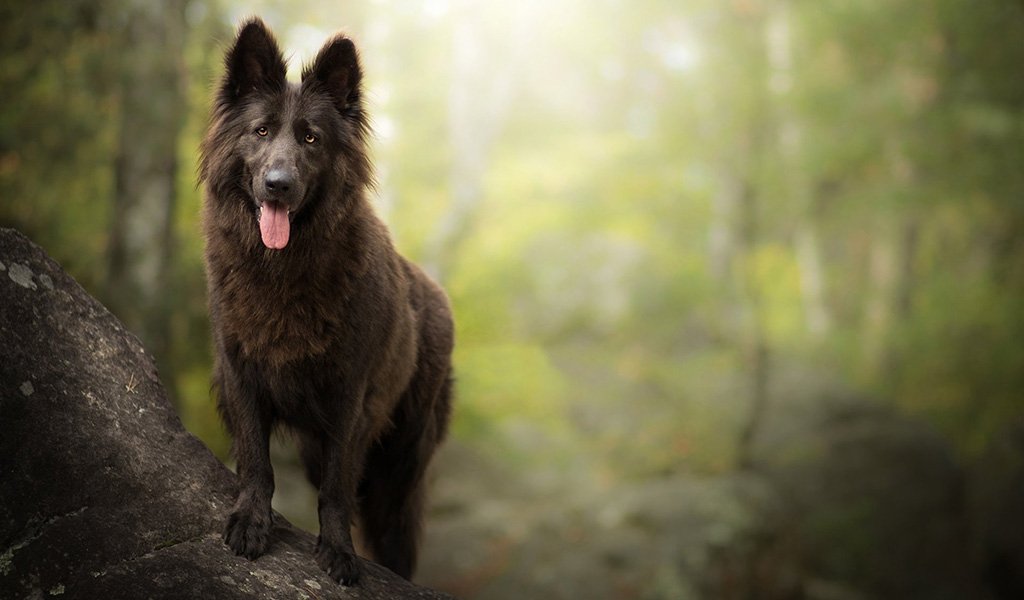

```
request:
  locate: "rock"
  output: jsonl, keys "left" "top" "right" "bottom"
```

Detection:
{"left": 971, "top": 419, "right": 1024, "bottom": 599}
{"left": 420, "top": 441, "right": 803, "bottom": 600}
{"left": 752, "top": 381, "right": 978, "bottom": 600}
{"left": 0, "top": 228, "right": 453, "bottom": 600}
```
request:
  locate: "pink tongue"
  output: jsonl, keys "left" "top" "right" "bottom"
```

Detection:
{"left": 259, "top": 202, "right": 290, "bottom": 249}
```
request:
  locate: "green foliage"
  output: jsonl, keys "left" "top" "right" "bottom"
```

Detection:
{"left": 5, "top": 2, "right": 1024, "bottom": 597}
{"left": 3, "top": 0, "right": 1024, "bottom": 524}
{"left": 451, "top": 342, "right": 572, "bottom": 462}
{"left": 0, "top": 1, "right": 117, "bottom": 291}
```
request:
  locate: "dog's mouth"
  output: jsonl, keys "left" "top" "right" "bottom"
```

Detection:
{"left": 257, "top": 201, "right": 293, "bottom": 250}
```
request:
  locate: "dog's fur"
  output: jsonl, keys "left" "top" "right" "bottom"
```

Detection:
{"left": 199, "top": 18, "right": 453, "bottom": 585}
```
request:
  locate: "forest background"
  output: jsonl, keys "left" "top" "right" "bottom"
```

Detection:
{"left": 3, "top": 1, "right": 1024, "bottom": 598}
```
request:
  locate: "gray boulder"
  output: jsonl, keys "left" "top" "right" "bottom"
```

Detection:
{"left": 0, "top": 228, "right": 453, "bottom": 600}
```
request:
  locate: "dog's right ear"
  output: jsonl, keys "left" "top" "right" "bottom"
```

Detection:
{"left": 220, "top": 18, "right": 287, "bottom": 104}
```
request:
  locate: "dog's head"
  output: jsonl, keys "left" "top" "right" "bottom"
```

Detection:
{"left": 201, "top": 18, "right": 371, "bottom": 250}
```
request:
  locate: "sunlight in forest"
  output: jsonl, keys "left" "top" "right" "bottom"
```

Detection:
{"left": 3, "top": 0, "right": 1024, "bottom": 598}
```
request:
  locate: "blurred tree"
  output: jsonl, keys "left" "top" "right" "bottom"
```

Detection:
{"left": 3, "top": 0, "right": 1024, "bottom": 595}
{"left": 795, "top": 0, "right": 1024, "bottom": 452}
{"left": 766, "top": 0, "right": 831, "bottom": 339}
{"left": 106, "top": 0, "right": 190, "bottom": 401}
{"left": 422, "top": 2, "right": 523, "bottom": 282}
{"left": 0, "top": 0, "right": 117, "bottom": 289}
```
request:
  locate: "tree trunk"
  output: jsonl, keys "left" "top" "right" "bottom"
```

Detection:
{"left": 795, "top": 222, "right": 831, "bottom": 336}
{"left": 709, "top": 171, "right": 742, "bottom": 286}
{"left": 423, "top": 2, "right": 519, "bottom": 281}
{"left": 735, "top": 178, "right": 771, "bottom": 470}
{"left": 105, "top": 0, "right": 188, "bottom": 398}
{"left": 766, "top": 0, "right": 832, "bottom": 339}
{"left": 862, "top": 138, "right": 919, "bottom": 377}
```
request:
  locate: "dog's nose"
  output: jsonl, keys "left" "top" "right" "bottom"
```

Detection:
{"left": 264, "top": 169, "right": 294, "bottom": 195}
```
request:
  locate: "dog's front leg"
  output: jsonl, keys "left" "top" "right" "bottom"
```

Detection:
{"left": 221, "top": 366, "right": 275, "bottom": 560}
{"left": 315, "top": 388, "right": 369, "bottom": 585}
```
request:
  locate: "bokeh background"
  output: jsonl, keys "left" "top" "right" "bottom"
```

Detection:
{"left": 3, "top": 0, "right": 1024, "bottom": 598}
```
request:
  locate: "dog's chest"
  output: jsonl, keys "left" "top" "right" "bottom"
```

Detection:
{"left": 215, "top": 265, "right": 346, "bottom": 367}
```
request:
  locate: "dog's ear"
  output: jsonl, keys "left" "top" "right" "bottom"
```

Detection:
{"left": 220, "top": 18, "right": 287, "bottom": 104}
{"left": 302, "top": 35, "right": 362, "bottom": 115}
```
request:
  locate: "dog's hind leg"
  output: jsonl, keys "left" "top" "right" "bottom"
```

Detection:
{"left": 297, "top": 431, "right": 324, "bottom": 489}
{"left": 359, "top": 371, "right": 452, "bottom": 580}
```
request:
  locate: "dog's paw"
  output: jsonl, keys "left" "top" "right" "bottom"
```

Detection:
{"left": 223, "top": 509, "right": 271, "bottom": 560}
{"left": 315, "top": 538, "right": 361, "bottom": 586}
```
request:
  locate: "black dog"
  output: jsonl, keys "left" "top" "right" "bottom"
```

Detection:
{"left": 199, "top": 18, "right": 454, "bottom": 585}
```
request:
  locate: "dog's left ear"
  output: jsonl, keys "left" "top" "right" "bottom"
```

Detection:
{"left": 302, "top": 35, "right": 362, "bottom": 115}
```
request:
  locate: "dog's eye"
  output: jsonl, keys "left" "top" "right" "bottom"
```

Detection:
{"left": 304, "top": 133, "right": 317, "bottom": 144}
{"left": 255, "top": 127, "right": 269, "bottom": 137}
